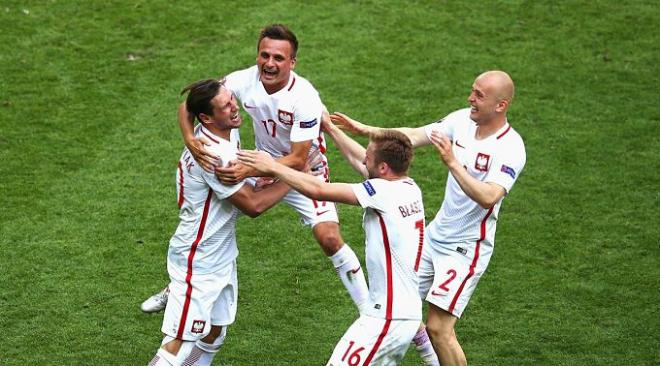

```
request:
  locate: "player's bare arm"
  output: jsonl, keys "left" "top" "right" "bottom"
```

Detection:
{"left": 276, "top": 139, "right": 312, "bottom": 171}
{"left": 238, "top": 150, "right": 360, "bottom": 206}
{"left": 321, "top": 113, "right": 368, "bottom": 178}
{"left": 214, "top": 139, "right": 313, "bottom": 185}
{"left": 178, "top": 102, "right": 217, "bottom": 172}
{"left": 226, "top": 180, "right": 290, "bottom": 218}
{"left": 430, "top": 131, "right": 506, "bottom": 208}
{"left": 331, "top": 112, "right": 431, "bottom": 148}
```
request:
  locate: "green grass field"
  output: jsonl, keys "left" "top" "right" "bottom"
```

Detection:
{"left": 1, "top": 1, "right": 658, "bottom": 365}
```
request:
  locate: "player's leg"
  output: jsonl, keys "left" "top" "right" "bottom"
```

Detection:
{"left": 180, "top": 325, "right": 226, "bottom": 366}
{"left": 413, "top": 239, "right": 441, "bottom": 365}
{"left": 326, "top": 316, "right": 419, "bottom": 366}
{"left": 313, "top": 221, "right": 369, "bottom": 312}
{"left": 141, "top": 285, "right": 170, "bottom": 313}
{"left": 412, "top": 323, "right": 441, "bottom": 366}
{"left": 181, "top": 261, "right": 238, "bottom": 366}
{"left": 283, "top": 189, "right": 369, "bottom": 312}
{"left": 148, "top": 336, "right": 196, "bottom": 366}
{"left": 426, "top": 304, "right": 465, "bottom": 366}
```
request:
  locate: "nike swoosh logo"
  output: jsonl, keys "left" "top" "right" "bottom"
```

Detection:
{"left": 431, "top": 290, "right": 444, "bottom": 296}
{"left": 316, "top": 210, "right": 330, "bottom": 216}
{"left": 243, "top": 102, "right": 256, "bottom": 109}
{"left": 455, "top": 140, "right": 465, "bottom": 148}
{"left": 349, "top": 266, "right": 361, "bottom": 274}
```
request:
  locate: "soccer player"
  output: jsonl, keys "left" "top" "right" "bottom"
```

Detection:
{"left": 330, "top": 70, "right": 527, "bottom": 366}
{"left": 141, "top": 24, "right": 369, "bottom": 314}
{"left": 148, "top": 79, "right": 292, "bottom": 366}
{"left": 237, "top": 128, "right": 425, "bottom": 366}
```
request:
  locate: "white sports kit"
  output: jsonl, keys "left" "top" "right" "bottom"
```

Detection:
{"left": 326, "top": 178, "right": 425, "bottom": 366}
{"left": 162, "top": 126, "right": 244, "bottom": 340}
{"left": 417, "top": 108, "right": 526, "bottom": 317}
{"left": 224, "top": 65, "right": 338, "bottom": 226}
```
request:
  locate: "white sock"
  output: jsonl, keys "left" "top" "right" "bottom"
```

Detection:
{"left": 180, "top": 327, "right": 226, "bottom": 366}
{"left": 329, "top": 244, "right": 369, "bottom": 311}
{"left": 148, "top": 349, "right": 176, "bottom": 366}
{"left": 413, "top": 327, "right": 440, "bottom": 366}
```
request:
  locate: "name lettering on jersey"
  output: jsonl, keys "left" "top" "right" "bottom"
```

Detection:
{"left": 191, "top": 320, "right": 206, "bottom": 334}
{"left": 362, "top": 181, "right": 376, "bottom": 196}
{"left": 299, "top": 118, "right": 317, "bottom": 128}
{"left": 277, "top": 109, "right": 294, "bottom": 125}
{"left": 475, "top": 153, "right": 490, "bottom": 172}
{"left": 184, "top": 154, "right": 195, "bottom": 172}
{"left": 500, "top": 164, "right": 516, "bottom": 179}
{"left": 399, "top": 199, "right": 422, "bottom": 218}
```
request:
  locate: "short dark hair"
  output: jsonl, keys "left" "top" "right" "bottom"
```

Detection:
{"left": 180, "top": 79, "right": 224, "bottom": 123}
{"left": 258, "top": 24, "right": 298, "bottom": 58}
{"left": 369, "top": 130, "right": 414, "bottom": 175}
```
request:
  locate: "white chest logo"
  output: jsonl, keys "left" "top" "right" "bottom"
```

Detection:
{"left": 278, "top": 109, "right": 294, "bottom": 125}
{"left": 475, "top": 153, "right": 490, "bottom": 172}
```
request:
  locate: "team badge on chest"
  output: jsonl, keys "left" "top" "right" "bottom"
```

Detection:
{"left": 474, "top": 153, "right": 490, "bottom": 172}
{"left": 277, "top": 109, "right": 294, "bottom": 125}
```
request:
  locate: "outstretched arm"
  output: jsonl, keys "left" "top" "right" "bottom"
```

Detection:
{"left": 237, "top": 150, "right": 359, "bottom": 206}
{"left": 226, "top": 180, "right": 290, "bottom": 218}
{"left": 330, "top": 112, "right": 432, "bottom": 148}
{"left": 178, "top": 102, "right": 218, "bottom": 172}
{"left": 321, "top": 112, "right": 368, "bottom": 178}
{"left": 429, "top": 131, "right": 505, "bottom": 208}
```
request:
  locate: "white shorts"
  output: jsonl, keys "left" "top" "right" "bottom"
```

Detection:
{"left": 326, "top": 315, "right": 419, "bottom": 366}
{"left": 245, "top": 175, "right": 339, "bottom": 227}
{"left": 161, "top": 260, "right": 238, "bottom": 340}
{"left": 417, "top": 237, "right": 493, "bottom": 318}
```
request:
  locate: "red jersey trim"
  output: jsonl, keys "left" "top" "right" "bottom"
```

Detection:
{"left": 287, "top": 76, "right": 296, "bottom": 91}
{"left": 496, "top": 124, "right": 511, "bottom": 139}
{"left": 376, "top": 212, "right": 394, "bottom": 319}
{"left": 176, "top": 189, "right": 213, "bottom": 339}
{"left": 177, "top": 161, "right": 184, "bottom": 208}
{"left": 201, "top": 127, "right": 220, "bottom": 144}
{"left": 364, "top": 213, "right": 394, "bottom": 365}
{"left": 363, "top": 318, "right": 392, "bottom": 365}
{"left": 448, "top": 206, "right": 493, "bottom": 314}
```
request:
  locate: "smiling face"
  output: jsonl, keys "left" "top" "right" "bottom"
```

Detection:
{"left": 467, "top": 71, "right": 513, "bottom": 125}
{"left": 201, "top": 87, "right": 241, "bottom": 131}
{"left": 256, "top": 37, "right": 296, "bottom": 94}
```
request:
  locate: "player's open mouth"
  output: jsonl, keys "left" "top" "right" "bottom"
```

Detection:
{"left": 262, "top": 68, "right": 277, "bottom": 78}
{"left": 231, "top": 112, "right": 240, "bottom": 122}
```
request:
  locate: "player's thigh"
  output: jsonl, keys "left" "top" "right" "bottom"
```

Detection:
{"left": 283, "top": 183, "right": 339, "bottom": 226}
{"left": 326, "top": 316, "right": 418, "bottom": 366}
{"left": 162, "top": 263, "right": 232, "bottom": 340}
{"left": 424, "top": 245, "right": 490, "bottom": 318}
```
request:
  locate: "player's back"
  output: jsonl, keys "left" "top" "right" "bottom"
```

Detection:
{"left": 355, "top": 177, "right": 425, "bottom": 321}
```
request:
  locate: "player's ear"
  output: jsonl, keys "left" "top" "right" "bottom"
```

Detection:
{"left": 199, "top": 113, "right": 212, "bottom": 125}
{"left": 290, "top": 57, "right": 297, "bottom": 69}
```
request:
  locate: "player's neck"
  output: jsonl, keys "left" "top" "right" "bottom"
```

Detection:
{"left": 204, "top": 125, "right": 232, "bottom": 141}
{"left": 475, "top": 115, "right": 507, "bottom": 140}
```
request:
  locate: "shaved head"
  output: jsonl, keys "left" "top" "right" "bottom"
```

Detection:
{"left": 476, "top": 70, "right": 515, "bottom": 103}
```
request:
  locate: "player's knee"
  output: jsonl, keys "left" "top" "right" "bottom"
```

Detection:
{"left": 426, "top": 322, "right": 455, "bottom": 346}
{"left": 197, "top": 327, "right": 227, "bottom": 353}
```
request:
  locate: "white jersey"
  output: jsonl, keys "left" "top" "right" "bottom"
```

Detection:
{"left": 351, "top": 178, "right": 425, "bottom": 320}
{"left": 424, "top": 108, "right": 526, "bottom": 249}
{"left": 168, "top": 126, "right": 244, "bottom": 275}
{"left": 224, "top": 65, "right": 326, "bottom": 158}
